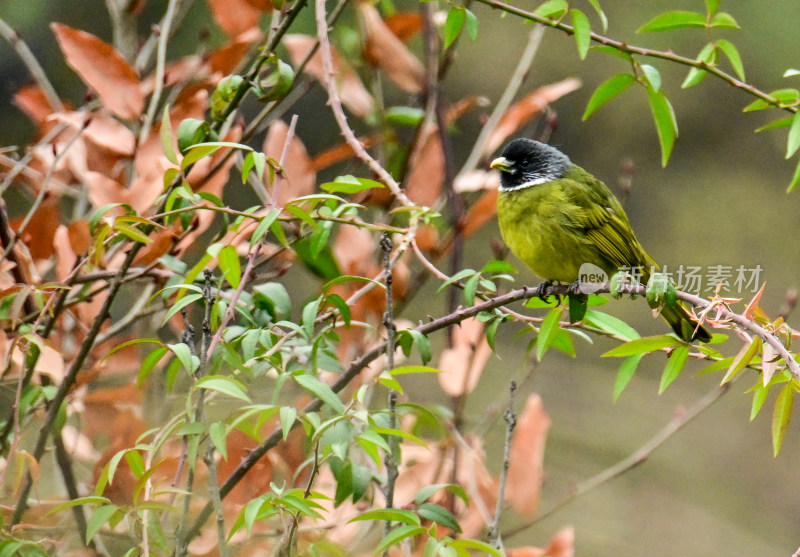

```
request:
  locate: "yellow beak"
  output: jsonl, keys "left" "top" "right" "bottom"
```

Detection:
{"left": 490, "top": 156, "right": 513, "bottom": 173}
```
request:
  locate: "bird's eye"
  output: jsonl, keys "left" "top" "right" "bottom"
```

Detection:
{"left": 520, "top": 158, "right": 529, "bottom": 166}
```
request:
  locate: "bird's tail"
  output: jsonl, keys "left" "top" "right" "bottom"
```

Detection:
{"left": 660, "top": 303, "right": 711, "bottom": 343}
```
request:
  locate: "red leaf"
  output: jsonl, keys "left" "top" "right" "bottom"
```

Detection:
{"left": 51, "top": 23, "right": 144, "bottom": 121}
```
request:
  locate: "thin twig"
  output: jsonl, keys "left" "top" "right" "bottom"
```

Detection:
{"left": 0, "top": 17, "right": 63, "bottom": 112}
{"left": 138, "top": 0, "right": 179, "bottom": 143}
{"left": 381, "top": 233, "right": 399, "bottom": 554}
{"left": 488, "top": 381, "right": 516, "bottom": 549}
{"left": 314, "top": 0, "right": 413, "bottom": 207}
{"left": 458, "top": 25, "right": 545, "bottom": 176}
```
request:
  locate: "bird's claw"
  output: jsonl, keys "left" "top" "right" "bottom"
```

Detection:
{"left": 566, "top": 281, "right": 583, "bottom": 296}
{"left": 535, "top": 281, "right": 553, "bottom": 302}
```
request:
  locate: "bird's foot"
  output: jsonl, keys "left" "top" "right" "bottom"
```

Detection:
{"left": 566, "top": 280, "right": 583, "bottom": 296}
{"left": 535, "top": 280, "right": 554, "bottom": 302}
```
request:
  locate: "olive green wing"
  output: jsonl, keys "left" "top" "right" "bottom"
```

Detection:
{"left": 559, "top": 168, "right": 657, "bottom": 276}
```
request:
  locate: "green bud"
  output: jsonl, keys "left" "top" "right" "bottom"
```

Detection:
{"left": 176, "top": 118, "right": 218, "bottom": 154}
{"left": 256, "top": 54, "right": 295, "bottom": 103}
{"left": 211, "top": 74, "right": 245, "bottom": 121}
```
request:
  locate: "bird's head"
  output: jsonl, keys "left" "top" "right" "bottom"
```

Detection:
{"left": 490, "top": 138, "right": 571, "bottom": 191}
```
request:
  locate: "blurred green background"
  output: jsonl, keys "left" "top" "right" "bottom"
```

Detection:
{"left": 1, "top": 1, "right": 799, "bottom": 555}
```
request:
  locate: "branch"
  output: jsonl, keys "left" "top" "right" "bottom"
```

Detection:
{"left": 474, "top": 0, "right": 788, "bottom": 112}
{"left": 181, "top": 280, "right": 789, "bottom": 541}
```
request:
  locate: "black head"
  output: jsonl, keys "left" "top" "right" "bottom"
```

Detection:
{"left": 490, "top": 138, "right": 571, "bottom": 191}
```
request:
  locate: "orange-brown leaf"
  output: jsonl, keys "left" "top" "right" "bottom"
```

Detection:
{"left": 284, "top": 34, "right": 374, "bottom": 117}
{"left": 507, "top": 527, "right": 575, "bottom": 557}
{"left": 461, "top": 188, "right": 498, "bottom": 240}
{"left": 743, "top": 282, "right": 766, "bottom": 320}
{"left": 11, "top": 195, "right": 61, "bottom": 261}
{"left": 13, "top": 85, "right": 59, "bottom": 131}
{"left": 483, "top": 78, "right": 582, "bottom": 157}
{"left": 384, "top": 13, "right": 424, "bottom": 42}
{"left": 51, "top": 23, "right": 144, "bottom": 121}
{"left": 207, "top": 29, "right": 262, "bottom": 76}
{"left": 360, "top": 3, "right": 425, "bottom": 93}
{"left": 438, "top": 318, "right": 491, "bottom": 397}
{"left": 405, "top": 127, "right": 444, "bottom": 207}
{"left": 505, "top": 394, "right": 550, "bottom": 517}
{"left": 207, "top": 0, "right": 262, "bottom": 38}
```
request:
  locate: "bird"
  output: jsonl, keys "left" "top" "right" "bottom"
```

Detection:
{"left": 490, "top": 138, "right": 710, "bottom": 343}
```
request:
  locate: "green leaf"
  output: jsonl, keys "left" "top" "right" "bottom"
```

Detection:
{"left": 641, "top": 64, "right": 661, "bottom": 92}
{"left": 209, "top": 422, "right": 228, "bottom": 460}
{"left": 294, "top": 373, "right": 345, "bottom": 414}
{"left": 464, "top": 8, "right": 478, "bottom": 40}
{"left": 160, "top": 106, "right": 178, "bottom": 165}
{"left": 755, "top": 117, "right": 793, "bottom": 133}
{"left": 302, "top": 297, "right": 321, "bottom": 338}
{"left": 280, "top": 406, "right": 297, "bottom": 440}
{"left": 167, "top": 342, "right": 199, "bottom": 374}
{"left": 582, "top": 73, "right": 635, "bottom": 120}
{"left": 218, "top": 244, "right": 242, "bottom": 289}
{"left": 320, "top": 175, "right": 385, "bottom": 194}
{"left": 138, "top": 346, "right": 168, "bottom": 385}
{"left": 350, "top": 508, "right": 421, "bottom": 525}
{"left": 614, "top": 354, "right": 644, "bottom": 402}
{"left": 568, "top": 294, "right": 588, "bottom": 323}
{"left": 659, "top": 344, "right": 689, "bottom": 393}
{"left": 161, "top": 293, "right": 203, "bottom": 326}
{"left": 772, "top": 384, "right": 794, "bottom": 456}
{"left": 242, "top": 151, "right": 267, "bottom": 183}
{"left": 716, "top": 39, "right": 745, "bottom": 81}
{"left": 681, "top": 43, "right": 716, "bottom": 89}
{"left": 375, "top": 525, "right": 427, "bottom": 554}
{"left": 399, "top": 329, "right": 432, "bottom": 365}
{"left": 414, "top": 483, "right": 469, "bottom": 506}
{"left": 446, "top": 539, "right": 504, "bottom": 557}
{"left": 710, "top": 12, "right": 739, "bottom": 29}
{"left": 86, "top": 504, "right": 119, "bottom": 545}
{"left": 196, "top": 376, "right": 252, "bottom": 402}
{"left": 250, "top": 208, "right": 281, "bottom": 248}
{"left": 418, "top": 503, "right": 461, "bottom": 532}
{"left": 603, "top": 335, "right": 681, "bottom": 357}
{"left": 583, "top": 309, "right": 640, "bottom": 341}
{"left": 386, "top": 106, "right": 425, "bottom": 126}
{"left": 788, "top": 155, "right": 800, "bottom": 193}
{"left": 786, "top": 110, "right": 800, "bottom": 159}
{"left": 750, "top": 382, "right": 770, "bottom": 421}
{"left": 536, "top": 307, "right": 563, "bottom": 361}
{"left": 645, "top": 85, "right": 678, "bottom": 166}
{"left": 390, "top": 365, "right": 441, "bottom": 375}
{"left": 114, "top": 222, "right": 152, "bottom": 244}
{"left": 637, "top": 10, "right": 707, "bottom": 32}
{"left": 444, "top": 6, "right": 466, "bottom": 49}
{"left": 705, "top": 0, "right": 720, "bottom": 16}
{"left": 534, "top": 0, "right": 567, "bottom": 19}
{"left": 720, "top": 336, "right": 761, "bottom": 384}
{"left": 571, "top": 9, "right": 591, "bottom": 60}
{"left": 586, "top": 0, "right": 607, "bottom": 31}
